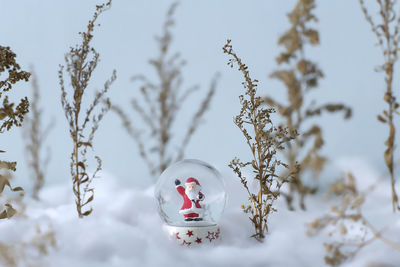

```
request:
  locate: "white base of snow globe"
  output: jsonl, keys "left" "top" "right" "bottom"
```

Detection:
{"left": 163, "top": 223, "right": 220, "bottom": 246}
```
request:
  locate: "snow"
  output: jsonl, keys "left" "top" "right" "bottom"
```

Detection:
{"left": 1, "top": 160, "right": 400, "bottom": 267}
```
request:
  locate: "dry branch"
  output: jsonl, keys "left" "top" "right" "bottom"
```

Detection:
{"left": 23, "top": 68, "right": 54, "bottom": 200}
{"left": 359, "top": 0, "right": 400, "bottom": 212}
{"left": 0, "top": 45, "right": 30, "bottom": 219}
{"left": 224, "top": 39, "right": 297, "bottom": 242}
{"left": 59, "top": 0, "right": 115, "bottom": 217}
{"left": 307, "top": 173, "right": 400, "bottom": 266}
{"left": 265, "top": 0, "right": 351, "bottom": 210}
{"left": 112, "top": 1, "right": 218, "bottom": 179}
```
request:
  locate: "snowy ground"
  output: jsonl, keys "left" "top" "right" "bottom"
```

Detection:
{"left": 1, "top": 159, "right": 400, "bottom": 267}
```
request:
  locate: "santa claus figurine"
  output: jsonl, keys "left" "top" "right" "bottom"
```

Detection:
{"left": 175, "top": 177, "right": 205, "bottom": 221}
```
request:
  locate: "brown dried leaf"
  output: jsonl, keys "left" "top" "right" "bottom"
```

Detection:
{"left": 82, "top": 208, "right": 93, "bottom": 216}
{"left": 377, "top": 114, "right": 387, "bottom": 123}
{"left": 0, "top": 204, "right": 16, "bottom": 219}
{"left": 304, "top": 29, "right": 319, "bottom": 44}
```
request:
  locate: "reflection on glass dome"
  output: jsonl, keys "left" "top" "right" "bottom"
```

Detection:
{"left": 154, "top": 159, "right": 226, "bottom": 227}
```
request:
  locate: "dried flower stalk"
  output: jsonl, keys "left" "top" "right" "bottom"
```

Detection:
{"left": 307, "top": 173, "right": 400, "bottom": 266}
{"left": 112, "top": 1, "right": 218, "bottom": 179}
{"left": 265, "top": 0, "right": 351, "bottom": 210}
{"left": 359, "top": 0, "right": 400, "bottom": 212}
{"left": 0, "top": 46, "right": 30, "bottom": 219}
{"left": 59, "top": 0, "right": 116, "bottom": 217}
{"left": 23, "top": 68, "right": 54, "bottom": 200}
{"left": 224, "top": 39, "right": 297, "bottom": 241}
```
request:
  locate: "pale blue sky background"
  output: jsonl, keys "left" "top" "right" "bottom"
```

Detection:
{"left": 0, "top": 0, "right": 391, "bottom": 191}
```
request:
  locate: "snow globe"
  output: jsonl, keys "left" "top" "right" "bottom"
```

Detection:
{"left": 154, "top": 159, "right": 226, "bottom": 246}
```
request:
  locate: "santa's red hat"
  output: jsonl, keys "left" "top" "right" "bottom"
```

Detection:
{"left": 185, "top": 177, "right": 201, "bottom": 187}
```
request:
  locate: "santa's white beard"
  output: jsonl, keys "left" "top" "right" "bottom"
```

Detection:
{"left": 185, "top": 187, "right": 200, "bottom": 201}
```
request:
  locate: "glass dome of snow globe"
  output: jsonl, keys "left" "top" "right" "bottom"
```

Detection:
{"left": 154, "top": 159, "right": 226, "bottom": 245}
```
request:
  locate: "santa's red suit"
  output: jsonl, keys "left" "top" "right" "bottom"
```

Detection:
{"left": 176, "top": 177, "right": 205, "bottom": 219}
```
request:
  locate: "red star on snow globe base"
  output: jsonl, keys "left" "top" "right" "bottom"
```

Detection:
{"left": 154, "top": 159, "right": 226, "bottom": 246}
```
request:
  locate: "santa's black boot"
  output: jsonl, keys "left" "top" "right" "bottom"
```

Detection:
{"left": 185, "top": 218, "right": 194, "bottom": 221}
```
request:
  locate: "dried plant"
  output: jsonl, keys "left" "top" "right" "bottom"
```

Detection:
{"left": 59, "top": 0, "right": 116, "bottom": 217}
{"left": 23, "top": 68, "right": 54, "bottom": 200}
{"left": 0, "top": 170, "right": 23, "bottom": 220}
{"left": 359, "top": 0, "right": 400, "bottom": 212}
{"left": 0, "top": 243, "right": 16, "bottom": 267}
{"left": 224, "top": 39, "right": 297, "bottom": 241}
{"left": 307, "top": 173, "right": 400, "bottom": 266}
{"left": 264, "top": 0, "right": 351, "bottom": 211}
{"left": 0, "top": 173, "right": 55, "bottom": 267}
{"left": 0, "top": 45, "right": 30, "bottom": 219}
{"left": 0, "top": 224, "right": 56, "bottom": 267}
{"left": 111, "top": 1, "right": 218, "bottom": 179}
